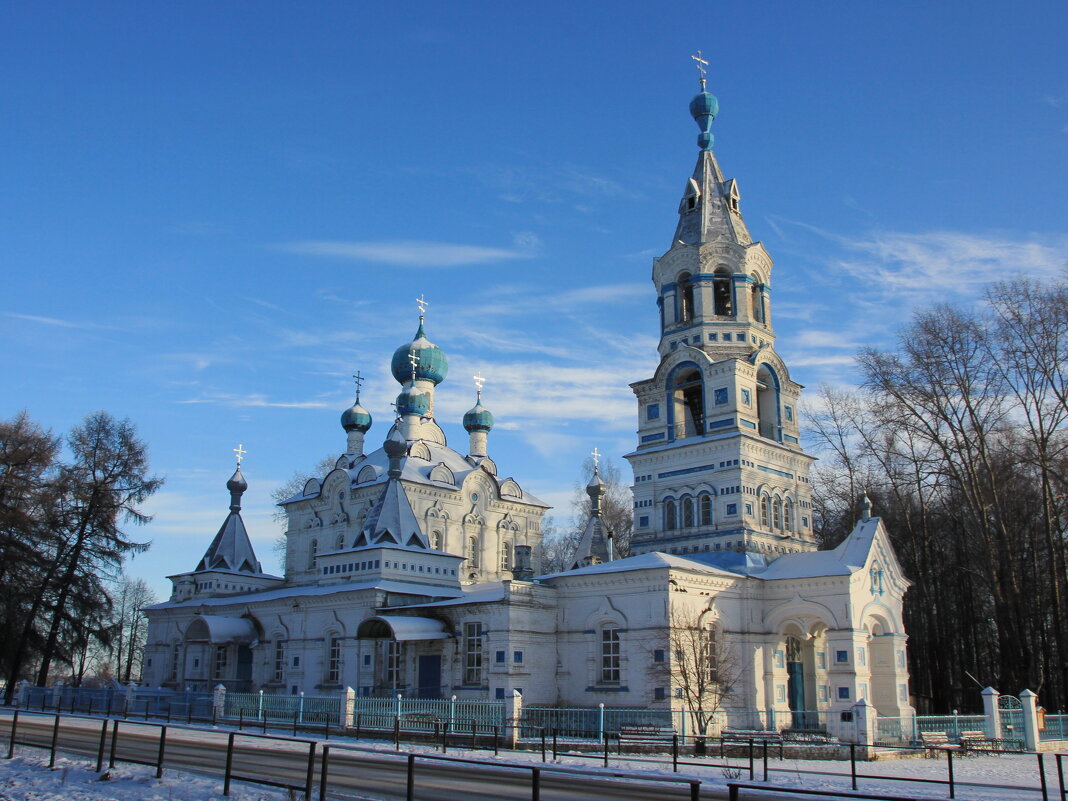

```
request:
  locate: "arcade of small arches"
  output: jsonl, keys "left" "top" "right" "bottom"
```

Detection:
{"left": 667, "top": 268, "right": 768, "bottom": 329}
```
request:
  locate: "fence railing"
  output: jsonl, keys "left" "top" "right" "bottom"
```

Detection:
{"left": 226, "top": 692, "right": 341, "bottom": 725}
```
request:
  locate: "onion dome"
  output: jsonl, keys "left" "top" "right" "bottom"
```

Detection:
{"left": 341, "top": 400, "right": 372, "bottom": 433}
{"left": 390, "top": 321, "right": 449, "bottom": 385}
{"left": 689, "top": 88, "right": 718, "bottom": 151}
{"left": 384, "top": 426, "right": 408, "bottom": 460}
{"left": 226, "top": 466, "right": 247, "bottom": 512}
{"left": 463, "top": 399, "right": 494, "bottom": 433}
{"left": 395, "top": 386, "right": 430, "bottom": 417}
{"left": 586, "top": 468, "right": 607, "bottom": 500}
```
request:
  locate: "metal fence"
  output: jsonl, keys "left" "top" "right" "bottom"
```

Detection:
{"left": 353, "top": 695, "right": 506, "bottom": 731}
{"left": 225, "top": 691, "right": 341, "bottom": 725}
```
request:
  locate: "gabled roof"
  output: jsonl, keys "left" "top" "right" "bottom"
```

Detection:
{"left": 570, "top": 514, "right": 611, "bottom": 570}
{"left": 539, "top": 551, "right": 739, "bottom": 581}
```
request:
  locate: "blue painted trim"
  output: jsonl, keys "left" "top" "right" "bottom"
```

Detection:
{"left": 642, "top": 432, "right": 666, "bottom": 443}
{"left": 757, "top": 464, "right": 795, "bottom": 479}
{"left": 784, "top": 435, "right": 799, "bottom": 443}
{"left": 585, "top": 686, "right": 631, "bottom": 692}
{"left": 739, "top": 419, "right": 757, "bottom": 429}
{"left": 707, "top": 419, "right": 733, "bottom": 429}
{"left": 658, "top": 463, "right": 719, "bottom": 479}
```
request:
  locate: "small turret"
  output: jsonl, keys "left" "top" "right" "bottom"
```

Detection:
{"left": 341, "top": 371, "right": 372, "bottom": 456}
{"left": 463, "top": 373, "right": 493, "bottom": 458}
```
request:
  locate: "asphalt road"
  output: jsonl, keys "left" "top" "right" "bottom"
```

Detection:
{"left": 0, "top": 709, "right": 841, "bottom": 801}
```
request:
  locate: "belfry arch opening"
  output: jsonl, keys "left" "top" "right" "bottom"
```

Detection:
{"left": 750, "top": 277, "right": 765, "bottom": 325}
{"left": 670, "top": 366, "right": 705, "bottom": 440}
{"left": 756, "top": 365, "right": 781, "bottom": 441}
{"left": 713, "top": 268, "right": 733, "bottom": 316}
{"left": 678, "top": 272, "right": 695, "bottom": 323}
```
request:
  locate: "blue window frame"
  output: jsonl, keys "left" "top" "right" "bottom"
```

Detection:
{"left": 647, "top": 403, "right": 660, "bottom": 421}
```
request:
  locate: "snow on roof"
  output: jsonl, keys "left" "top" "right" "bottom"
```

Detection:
{"left": 145, "top": 578, "right": 464, "bottom": 611}
{"left": 279, "top": 437, "right": 549, "bottom": 508}
{"left": 755, "top": 517, "right": 880, "bottom": 580}
{"left": 359, "top": 616, "right": 450, "bottom": 641}
{"left": 385, "top": 583, "right": 508, "bottom": 609}
{"left": 538, "top": 551, "right": 739, "bottom": 581}
{"left": 184, "top": 615, "right": 257, "bottom": 644}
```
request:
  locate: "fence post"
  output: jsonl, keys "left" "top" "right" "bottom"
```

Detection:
{"left": 598, "top": 703, "right": 604, "bottom": 741}
{"left": 982, "top": 686, "right": 1002, "bottom": 740}
{"left": 1021, "top": 690, "right": 1041, "bottom": 751}
{"left": 506, "top": 689, "right": 522, "bottom": 748}
{"left": 223, "top": 732, "right": 235, "bottom": 796}
{"left": 95, "top": 717, "right": 107, "bottom": 771}
{"left": 51, "top": 682, "right": 64, "bottom": 710}
{"left": 450, "top": 695, "right": 456, "bottom": 729}
{"left": 852, "top": 699, "right": 876, "bottom": 759}
{"left": 304, "top": 742, "right": 316, "bottom": 801}
{"left": 156, "top": 725, "right": 167, "bottom": 779}
{"left": 48, "top": 714, "right": 61, "bottom": 768}
{"left": 298, "top": 691, "right": 305, "bottom": 725}
{"left": 257, "top": 690, "right": 264, "bottom": 722}
{"left": 850, "top": 743, "right": 857, "bottom": 790}
{"left": 126, "top": 682, "right": 137, "bottom": 719}
{"left": 406, "top": 753, "right": 415, "bottom": 801}
{"left": 213, "top": 684, "right": 226, "bottom": 725}
{"left": 319, "top": 745, "right": 331, "bottom": 801}
{"left": 947, "top": 747, "right": 955, "bottom": 799}
{"left": 6, "top": 710, "right": 18, "bottom": 759}
{"left": 15, "top": 681, "right": 29, "bottom": 708}
{"left": 532, "top": 767, "right": 540, "bottom": 801}
{"left": 342, "top": 686, "right": 355, "bottom": 730}
{"left": 1038, "top": 753, "right": 1048, "bottom": 801}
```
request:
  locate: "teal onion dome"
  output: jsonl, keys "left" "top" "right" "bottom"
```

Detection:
{"left": 689, "top": 90, "right": 718, "bottom": 151}
{"left": 390, "top": 321, "right": 449, "bottom": 385}
{"left": 341, "top": 400, "right": 372, "bottom": 433}
{"left": 396, "top": 386, "right": 431, "bottom": 417}
{"left": 463, "top": 401, "right": 494, "bottom": 433}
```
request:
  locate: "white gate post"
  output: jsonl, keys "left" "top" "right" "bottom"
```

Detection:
{"left": 1020, "top": 689, "right": 1040, "bottom": 751}
{"left": 342, "top": 686, "right": 356, "bottom": 729}
{"left": 506, "top": 689, "right": 522, "bottom": 747}
{"left": 981, "top": 687, "right": 1001, "bottom": 739}
{"left": 213, "top": 683, "right": 226, "bottom": 723}
{"left": 16, "top": 680, "right": 30, "bottom": 707}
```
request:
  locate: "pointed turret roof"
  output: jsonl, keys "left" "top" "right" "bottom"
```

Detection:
{"left": 354, "top": 427, "right": 430, "bottom": 550}
{"left": 570, "top": 464, "right": 612, "bottom": 570}
{"left": 194, "top": 467, "right": 265, "bottom": 574}
{"left": 673, "top": 150, "right": 753, "bottom": 247}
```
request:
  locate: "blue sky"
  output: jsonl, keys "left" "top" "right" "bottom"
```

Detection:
{"left": 3, "top": 2, "right": 1067, "bottom": 601}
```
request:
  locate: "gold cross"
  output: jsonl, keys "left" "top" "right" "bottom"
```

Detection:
{"left": 408, "top": 349, "right": 419, "bottom": 381}
{"left": 591, "top": 447, "right": 601, "bottom": 469}
{"left": 233, "top": 443, "right": 247, "bottom": 467}
{"left": 416, "top": 293, "right": 429, "bottom": 316}
{"left": 473, "top": 372, "right": 485, "bottom": 395}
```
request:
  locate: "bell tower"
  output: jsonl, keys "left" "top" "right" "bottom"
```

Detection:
{"left": 625, "top": 64, "right": 816, "bottom": 561}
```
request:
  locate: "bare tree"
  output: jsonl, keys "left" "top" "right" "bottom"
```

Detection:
{"left": 569, "top": 454, "right": 634, "bottom": 558}
{"left": 650, "top": 607, "right": 740, "bottom": 737}
{"left": 270, "top": 453, "right": 339, "bottom": 563}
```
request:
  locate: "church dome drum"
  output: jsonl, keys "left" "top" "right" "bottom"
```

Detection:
{"left": 396, "top": 386, "right": 431, "bottom": 417}
{"left": 391, "top": 321, "right": 449, "bottom": 385}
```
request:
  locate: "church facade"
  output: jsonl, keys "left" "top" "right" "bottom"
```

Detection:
{"left": 143, "top": 79, "right": 914, "bottom": 736}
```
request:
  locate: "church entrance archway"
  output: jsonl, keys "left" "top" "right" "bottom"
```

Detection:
{"left": 786, "top": 636, "right": 811, "bottom": 729}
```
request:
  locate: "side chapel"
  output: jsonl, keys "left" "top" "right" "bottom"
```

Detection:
{"left": 143, "top": 71, "right": 914, "bottom": 732}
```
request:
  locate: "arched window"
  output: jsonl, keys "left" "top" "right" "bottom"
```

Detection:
{"left": 335, "top": 533, "right": 345, "bottom": 550}
{"left": 713, "top": 268, "right": 733, "bottom": 316}
{"left": 699, "top": 493, "right": 713, "bottom": 526}
{"left": 431, "top": 530, "right": 442, "bottom": 550}
{"left": 671, "top": 367, "right": 705, "bottom": 439}
{"left": 467, "top": 536, "right": 480, "bottom": 568}
{"left": 664, "top": 499, "right": 677, "bottom": 530}
{"left": 756, "top": 364, "right": 781, "bottom": 441}
{"left": 760, "top": 496, "right": 770, "bottom": 528}
{"left": 501, "top": 541, "right": 511, "bottom": 571}
{"left": 308, "top": 539, "right": 318, "bottom": 569}
{"left": 750, "top": 280, "right": 765, "bottom": 324}
{"left": 773, "top": 497, "right": 783, "bottom": 529}
{"left": 678, "top": 272, "right": 695, "bottom": 323}
{"left": 682, "top": 497, "right": 694, "bottom": 528}
{"left": 783, "top": 500, "right": 793, "bottom": 532}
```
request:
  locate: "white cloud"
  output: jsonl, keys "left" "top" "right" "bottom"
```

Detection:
{"left": 175, "top": 393, "right": 332, "bottom": 409}
{"left": 4, "top": 312, "right": 107, "bottom": 329}
{"left": 279, "top": 239, "right": 536, "bottom": 267}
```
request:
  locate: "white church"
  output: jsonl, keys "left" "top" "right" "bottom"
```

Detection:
{"left": 143, "top": 75, "right": 914, "bottom": 733}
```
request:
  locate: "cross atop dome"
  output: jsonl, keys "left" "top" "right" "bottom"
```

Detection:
{"left": 591, "top": 446, "right": 601, "bottom": 470}
{"left": 353, "top": 370, "right": 364, "bottom": 401}
{"left": 416, "top": 293, "right": 428, "bottom": 320}
{"left": 691, "top": 50, "right": 709, "bottom": 91}
{"left": 233, "top": 443, "right": 246, "bottom": 468}
{"left": 473, "top": 372, "right": 485, "bottom": 399}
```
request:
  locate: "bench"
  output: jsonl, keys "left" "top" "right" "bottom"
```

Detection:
{"left": 616, "top": 724, "right": 676, "bottom": 747}
{"left": 919, "top": 731, "right": 957, "bottom": 757}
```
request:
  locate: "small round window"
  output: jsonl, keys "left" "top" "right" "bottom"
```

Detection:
{"left": 470, "top": 492, "right": 479, "bottom": 502}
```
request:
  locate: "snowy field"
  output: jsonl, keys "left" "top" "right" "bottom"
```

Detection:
{"left": 0, "top": 754, "right": 285, "bottom": 801}
{"left": 0, "top": 728, "right": 1059, "bottom": 800}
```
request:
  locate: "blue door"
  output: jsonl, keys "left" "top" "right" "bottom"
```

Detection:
{"left": 417, "top": 655, "right": 442, "bottom": 698}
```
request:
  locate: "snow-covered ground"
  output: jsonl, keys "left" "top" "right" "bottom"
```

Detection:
{"left": 0, "top": 754, "right": 285, "bottom": 801}
{"left": 0, "top": 723, "right": 1056, "bottom": 800}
